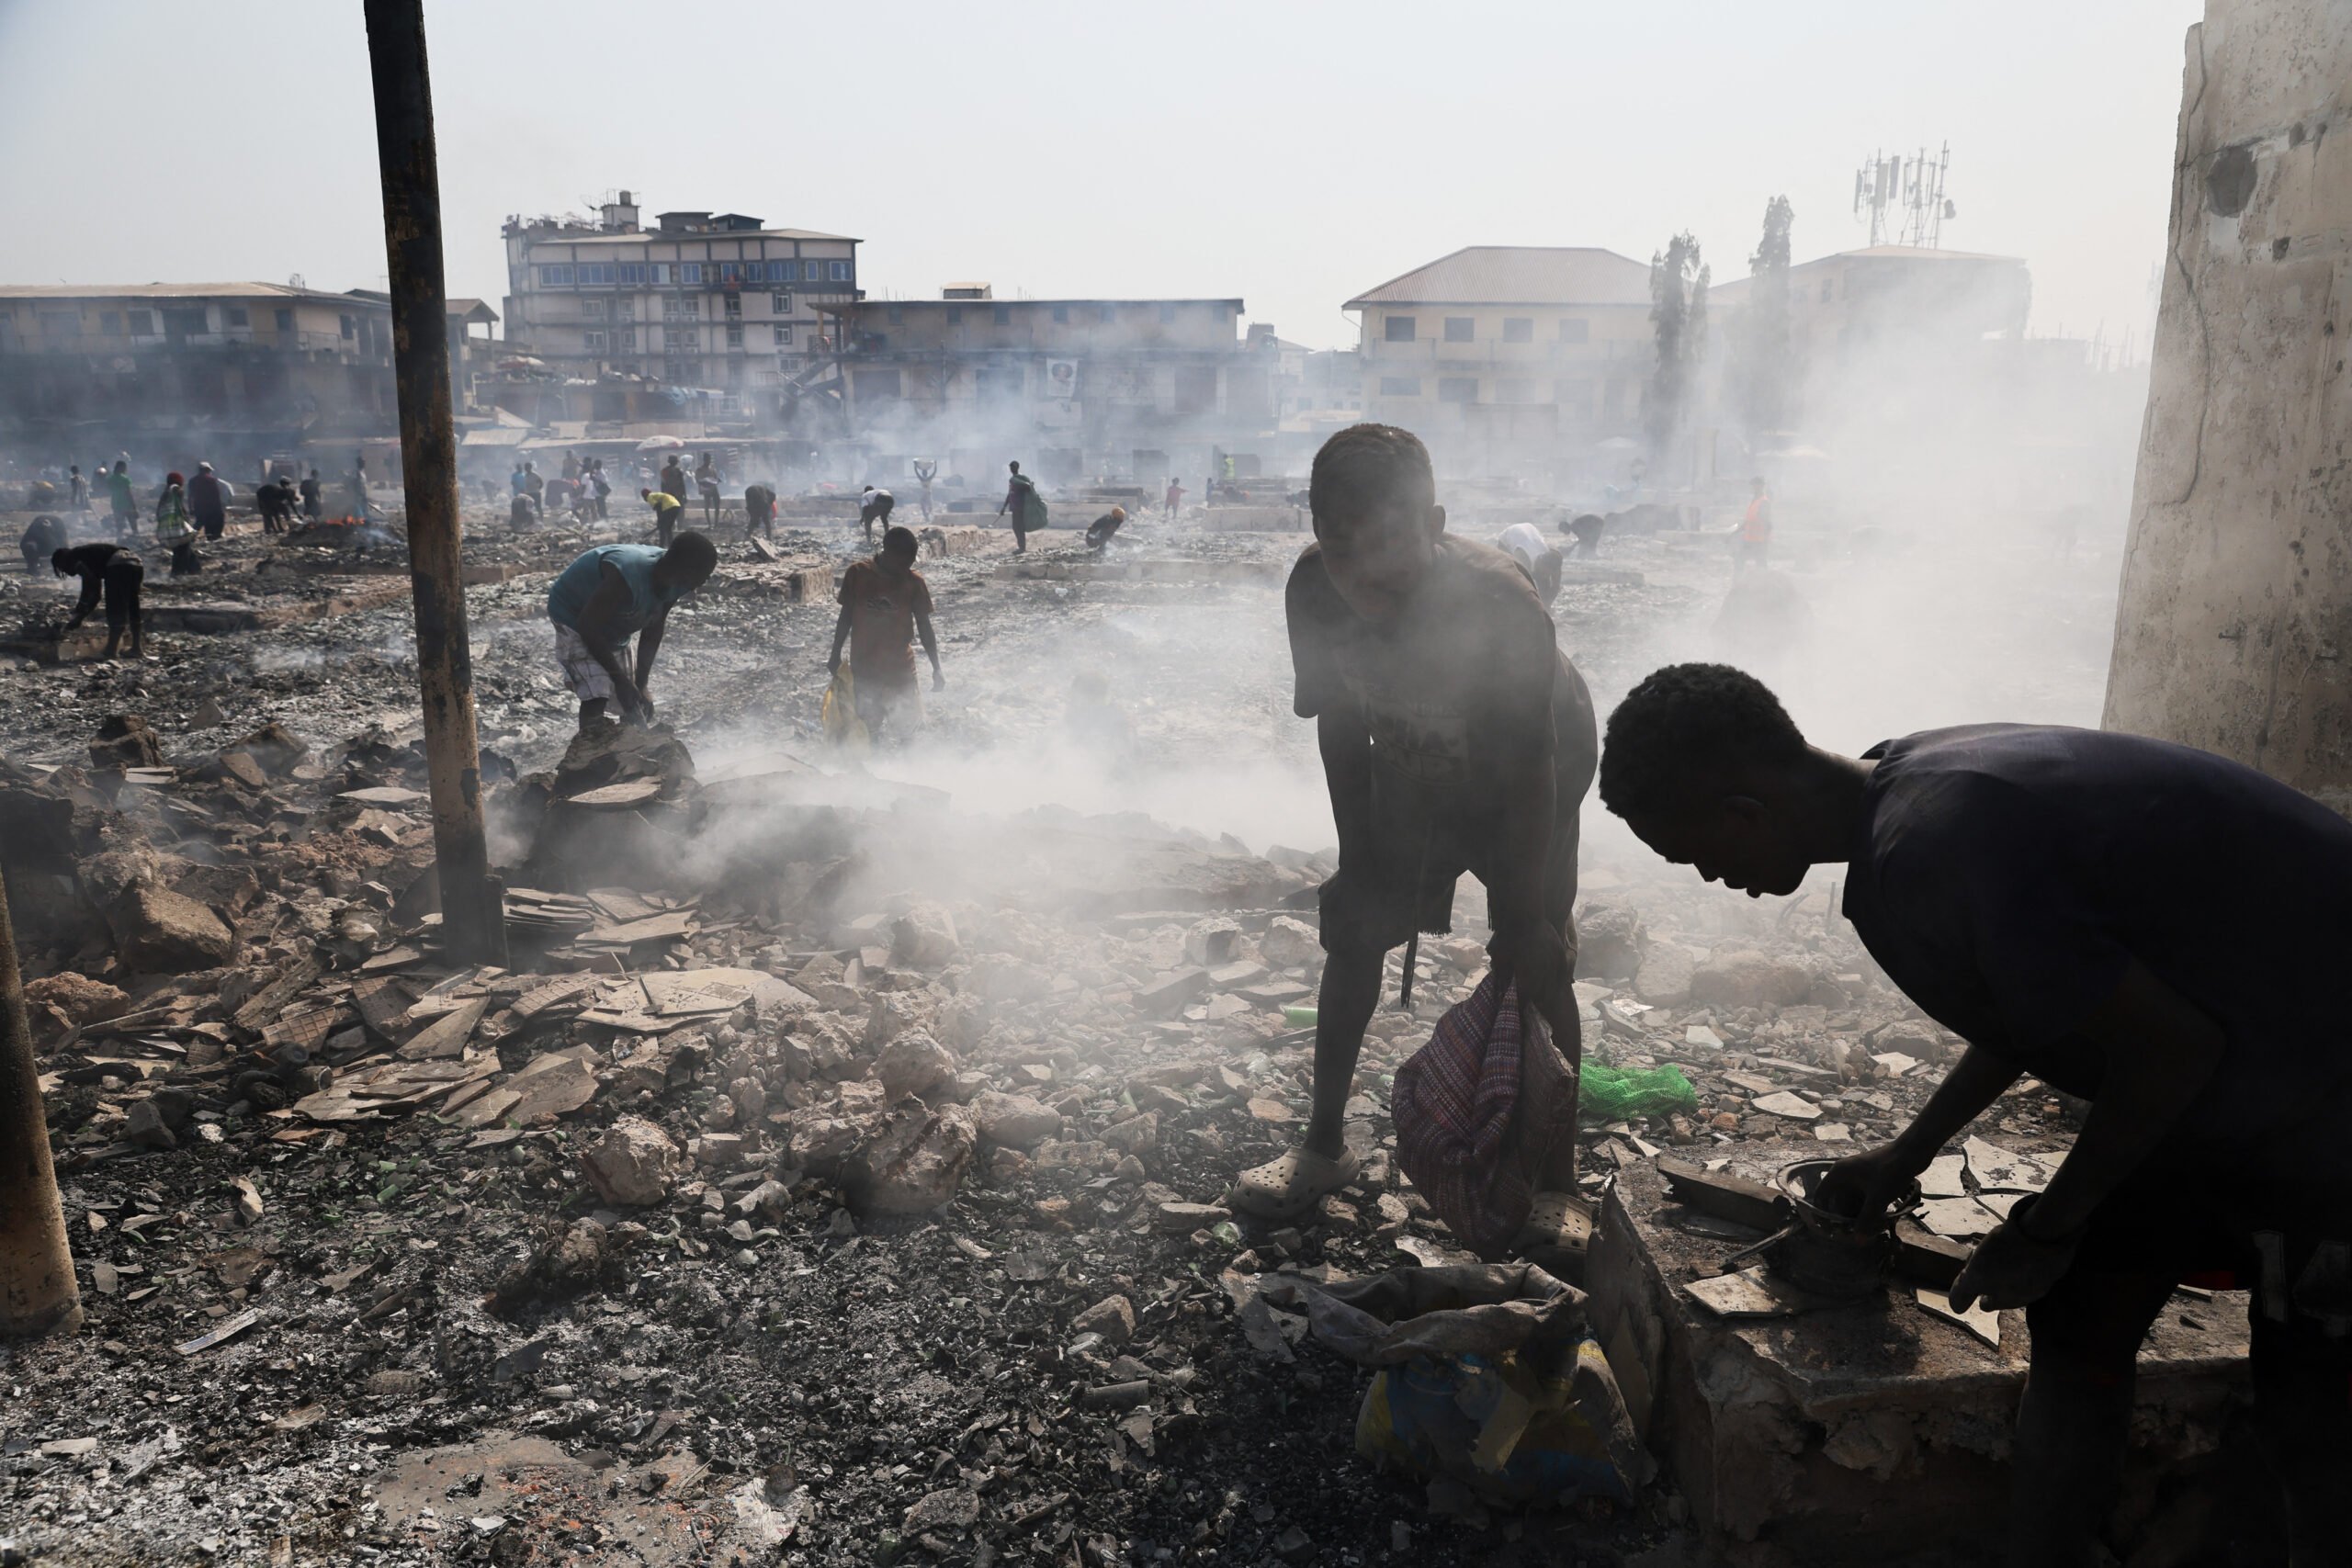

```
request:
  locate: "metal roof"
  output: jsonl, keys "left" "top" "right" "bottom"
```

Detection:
{"left": 1344, "top": 246, "right": 1654, "bottom": 309}
{"left": 0, "top": 281, "right": 390, "bottom": 306}
{"left": 527, "top": 227, "right": 858, "bottom": 247}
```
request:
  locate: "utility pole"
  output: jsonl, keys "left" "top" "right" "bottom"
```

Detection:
{"left": 0, "top": 867, "right": 81, "bottom": 1338}
{"left": 365, "top": 0, "right": 507, "bottom": 966}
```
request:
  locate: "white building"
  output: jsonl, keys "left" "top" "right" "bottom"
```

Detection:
{"left": 501, "top": 191, "right": 859, "bottom": 392}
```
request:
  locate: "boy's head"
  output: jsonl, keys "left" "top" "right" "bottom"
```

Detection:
{"left": 656, "top": 531, "right": 718, "bottom": 592}
{"left": 51, "top": 548, "right": 73, "bottom": 575}
{"left": 1600, "top": 662, "right": 1815, "bottom": 898}
{"left": 1008, "top": 460, "right": 1020, "bottom": 475}
{"left": 1751, "top": 475, "right": 1768, "bottom": 495}
{"left": 1308, "top": 423, "right": 1442, "bottom": 626}
{"left": 878, "top": 525, "right": 919, "bottom": 572}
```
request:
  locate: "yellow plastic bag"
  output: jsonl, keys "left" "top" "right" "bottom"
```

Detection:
{"left": 821, "top": 665, "right": 869, "bottom": 752}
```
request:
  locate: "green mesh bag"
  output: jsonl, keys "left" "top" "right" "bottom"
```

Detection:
{"left": 1578, "top": 1063, "right": 1698, "bottom": 1122}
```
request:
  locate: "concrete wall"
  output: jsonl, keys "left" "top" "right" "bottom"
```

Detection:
{"left": 2104, "top": 0, "right": 2352, "bottom": 808}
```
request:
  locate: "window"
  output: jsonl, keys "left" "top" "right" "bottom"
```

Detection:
{"left": 128, "top": 310, "right": 154, "bottom": 335}
{"left": 726, "top": 324, "right": 744, "bottom": 348}
{"left": 828, "top": 261, "right": 851, "bottom": 283}
{"left": 340, "top": 314, "right": 356, "bottom": 339}
{"left": 1502, "top": 317, "right": 1533, "bottom": 343}
{"left": 771, "top": 262, "right": 797, "bottom": 283}
{"left": 723, "top": 295, "right": 742, "bottom": 318}
{"left": 719, "top": 263, "right": 743, "bottom": 284}
{"left": 584, "top": 331, "right": 608, "bottom": 352}
{"left": 679, "top": 264, "right": 703, "bottom": 285}
{"left": 992, "top": 305, "right": 1011, "bottom": 325}
{"left": 619, "top": 327, "right": 637, "bottom": 351}
{"left": 1378, "top": 376, "right": 1422, "bottom": 397}
{"left": 1437, "top": 377, "right": 1478, "bottom": 402}
{"left": 226, "top": 307, "right": 250, "bottom": 328}
{"left": 582, "top": 298, "right": 609, "bottom": 321}
{"left": 619, "top": 263, "right": 649, "bottom": 286}
{"left": 649, "top": 263, "right": 673, "bottom": 286}
{"left": 771, "top": 293, "right": 790, "bottom": 313}
{"left": 945, "top": 306, "right": 963, "bottom": 326}
{"left": 1822, "top": 278, "right": 1835, "bottom": 302}
{"left": 666, "top": 328, "right": 698, "bottom": 351}
{"left": 1443, "top": 316, "right": 1474, "bottom": 343}
{"left": 1052, "top": 306, "right": 1069, "bottom": 324}
{"left": 274, "top": 309, "right": 293, "bottom": 332}
{"left": 1558, "top": 317, "right": 1589, "bottom": 344}
{"left": 1497, "top": 378, "right": 1538, "bottom": 403}
{"left": 579, "top": 264, "right": 616, "bottom": 285}
{"left": 1384, "top": 315, "right": 1417, "bottom": 343}
{"left": 773, "top": 323, "right": 793, "bottom": 345}
{"left": 618, "top": 297, "right": 636, "bottom": 319}
{"left": 99, "top": 311, "right": 120, "bottom": 334}
{"left": 539, "top": 265, "right": 574, "bottom": 287}
{"left": 1159, "top": 304, "right": 1176, "bottom": 324}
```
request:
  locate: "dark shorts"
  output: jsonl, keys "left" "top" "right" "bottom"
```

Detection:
{"left": 103, "top": 556, "right": 144, "bottom": 629}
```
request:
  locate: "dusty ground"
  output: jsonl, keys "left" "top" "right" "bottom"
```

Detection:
{"left": 0, "top": 496, "right": 2132, "bottom": 1566}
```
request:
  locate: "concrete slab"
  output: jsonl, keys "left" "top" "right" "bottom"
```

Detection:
{"left": 1585, "top": 1139, "right": 2250, "bottom": 1563}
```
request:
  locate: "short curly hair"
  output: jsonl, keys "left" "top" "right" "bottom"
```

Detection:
{"left": 1599, "top": 662, "right": 1808, "bottom": 818}
{"left": 1308, "top": 423, "right": 1434, "bottom": 529}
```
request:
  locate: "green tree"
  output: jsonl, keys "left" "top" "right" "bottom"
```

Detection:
{"left": 1736, "top": 196, "right": 1798, "bottom": 440}
{"left": 1646, "top": 232, "right": 1712, "bottom": 463}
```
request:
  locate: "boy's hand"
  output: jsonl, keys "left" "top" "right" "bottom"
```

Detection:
{"left": 1950, "top": 1205, "right": 2081, "bottom": 1313}
{"left": 1489, "top": 920, "right": 1571, "bottom": 1021}
{"left": 1813, "top": 1144, "right": 1926, "bottom": 1223}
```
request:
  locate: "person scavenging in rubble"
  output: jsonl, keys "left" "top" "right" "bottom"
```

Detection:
{"left": 1230, "top": 423, "right": 1599, "bottom": 1241}
{"left": 509, "top": 491, "right": 537, "bottom": 531}
{"left": 590, "top": 458, "right": 612, "bottom": 520}
{"left": 660, "top": 454, "right": 688, "bottom": 512}
{"left": 858, "top": 484, "right": 896, "bottom": 545}
{"left": 695, "top": 451, "right": 722, "bottom": 525}
{"left": 300, "top": 468, "right": 323, "bottom": 523}
{"left": 743, "top": 481, "right": 776, "bottom": 539}
{"left": 1164, "top": 478, "right": 1186, "bottom": 516}
{"left": 155, "top": 471, "right": 201, "bottom": 576}
{"left": 1596, "top": 662, "right": 2352, "bottom": 1568}
{"left": 256, "top": 475, "right": 298, "bottom": 534}
{"left": 1737, "top": 474, "right": 1772, "bottom": 570}
{"left": 545, "top": 532, "right": 718, "bottom": 730}
{"left": 1084, "top": 505, "right": 1128, "bottom": 552}
{"left": 68, "top": 465, "right": 89, "bottom": 515}
{"left": 912, "top": 458, "right": 937, "bottom": 521}
{"left": 51, "top": 540, "right": 145, "bottom": 659}
{"left": 107, "top": 459, "right": 138, "bottom": 540}
{"left": 20, "top": 513, "right": 67, "bottom": 575}
{"left": 188, "top": 461, "right": 230, "bottom": 542}
{"left": 1564, "top": 513, "right": 1606, "bottom": 559}
{"left": 639, "top": 486, "right": 684, "bottom": 547}
{"left": 829, "top": 524, "right": 943, "bottom": 745}
{"left": 1495, "top": 520, "right": 1565, "bottom": 605}
{"left": 522, "top": 461, "right": 544, "bottom": 520}
{"left": 560, "top": 450, "right": 580, "bottom": 484}
{"left": 998, "top": 460, "right": 1039, "bottom": 553}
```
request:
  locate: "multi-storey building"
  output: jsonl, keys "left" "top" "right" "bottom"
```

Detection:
{"left": 821, "top": 287, "right": 1269, "bottom": 455}
{"left": 501, "top": 191, "right": 859, "bottom": 393}
{"left": 1346, "top": 245, "right": 1655, "bottom": 469}
{"left": 0, "top": 282, "right": 397, "bottom": 468}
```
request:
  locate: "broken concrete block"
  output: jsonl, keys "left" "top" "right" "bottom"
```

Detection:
{"left": 1136, "top": 967, "right": 1210, "bottom": 1020}
{"left": 1261, "top": 916, "right": 1321, "bottom": 968}
{"left": 1690, "top": 950, "right": 1815, "bottom": 1010}
{"left": 1070, "top": 1293, "right": 1136, "bottom": 1345}
{"left": 876, "top": 1032, "right": 957, "bottom": 1104}
{"left": 107, "top": 883, "right": 234, "bottom": 974}
{"left": 233, "top": 721, "right": 311, "bottom": 776}
{"left": 1183, "top": 918, "right": 1243, "bottom": 967}
{"left": 864, "top": 990, "right": 928, "bottom": 1049}
{"left": 850, "top": 1102, "right": 978, "bottom": 1214}
{"left": 578, "top": 1116, "right": 682, "bottom": 1206}
{"left": 890, "top": 903, "right": 962, "bottom": 969}
{"left": 88, "top": 714, "right": 164, "bottom": 772}
{"left": 23, "top": 973, "right": 129, "bottom": 1031}
{"left": 1574, "top": 902, "right": 1646, "bottom": 980}
{"left": 1102, "top": 1111, "right": 1159, "bottom": 1155}
{"left": 1634, "top": 942, "right": 1696, "bottom": 1006}
{"left": 971, "top": 1089, "right": 1062, "bottom": 1149}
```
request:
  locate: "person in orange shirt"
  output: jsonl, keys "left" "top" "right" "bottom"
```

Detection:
{"left": 829, "top": 525, "right": 944, "bottom": 743}
{"left": 1738, "top": 475, "right": 1773, "bottom": 570}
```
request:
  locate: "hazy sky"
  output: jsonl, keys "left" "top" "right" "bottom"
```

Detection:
{"left": 0, "top": 0, "right": 2201, "bottom": 353}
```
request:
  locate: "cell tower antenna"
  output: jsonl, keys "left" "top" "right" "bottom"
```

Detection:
{"left": 1851, "top": 142, "right": 1954, "bottom": 248}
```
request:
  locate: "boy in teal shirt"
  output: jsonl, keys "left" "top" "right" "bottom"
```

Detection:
{"left": 547, "top": 534, "right": 717, "bottom": 729}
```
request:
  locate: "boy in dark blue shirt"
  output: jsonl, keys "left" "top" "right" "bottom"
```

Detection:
{"left": 1600, "top": 661, "right": 2352, "bottom": 1568}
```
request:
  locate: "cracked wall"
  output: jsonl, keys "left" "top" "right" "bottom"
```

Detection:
{"left": 2104, "top": 0, "right": 2352, "bottom": 809}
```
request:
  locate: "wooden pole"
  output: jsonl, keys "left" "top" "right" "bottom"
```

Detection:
{"left": 365, "top": 0, "right": 507, "bottom": 966}
{"left": 0, "top": 865, "right": 82, "bottom": 1338}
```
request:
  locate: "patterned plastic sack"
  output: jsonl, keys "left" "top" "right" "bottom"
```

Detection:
{"left": 1392, "top": 972, "right": 1578, "bottom": 1261}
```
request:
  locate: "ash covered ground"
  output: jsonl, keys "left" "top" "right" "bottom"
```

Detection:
{"left": 0, "top": 498, "right": 2124, "bottom": 1566}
